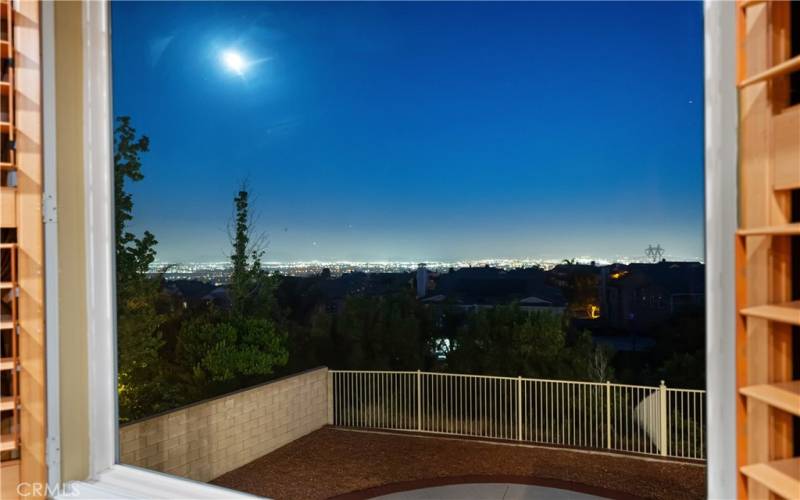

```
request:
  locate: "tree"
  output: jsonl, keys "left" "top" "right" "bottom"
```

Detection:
{"left": 563, "top": 271, "right": 599, "bottom": 318}
{"left": 445, "top": 305, "right": 564, "bottom": 377}
{"left": 115, "top": 116, "right": 157, "bottom": 283}
{"left": 228, "top": 188, "right": 276, "bottom": 317}
{"left": 324, "top": 292, "right": 431, "bottom": 371}
{"left": 444, "top": 304, "right": 614, "bottom": 382}
{"left": 177, "top": 186, "right": 288, "bottom": 384}
{"left": 651, "top": 310, "right": 705, "bottom": 388}
{"left": 113, "top": 116, "right": 168, "bottom": 422}
{"left": 562, "top": 331, "right": 614, "bottom": 381}
{"left": 178, "top": 314, "right": 287, "bottom": 383}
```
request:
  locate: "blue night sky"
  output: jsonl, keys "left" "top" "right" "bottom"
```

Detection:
{"left": 111, "top": 1, "right": 704, "bottom": 264}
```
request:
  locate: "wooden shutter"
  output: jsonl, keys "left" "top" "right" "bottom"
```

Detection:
{"left": 736, "top": 1, "right": 800, "bottom": 499}
{"left": 0, "top": 0, "right": 45, "bottom": 498}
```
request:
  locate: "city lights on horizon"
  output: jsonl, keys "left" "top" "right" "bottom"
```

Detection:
{"left": 151, "top": 254, "right": 705, "bottom": 281}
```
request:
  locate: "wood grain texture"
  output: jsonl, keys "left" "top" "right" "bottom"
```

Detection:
{"left": 1, "top": 460, "right": 21, "bottom": 500}
{"left": 735, "top": 234, "right": 749, "bottom": 498}
{"left": 736, "top": 0, "right": 798, "bottom": 497}
{"left": 1, "top": 186, "right": 15, "bottom": 227}
{"left": 739, "top": 5, "right": 772, "bottom": 497}
{"left": 740, "top": 457, "right": 800, "bottom": 500}
{"left": 13, "top": 0, "right": 46, "bottom": 497}
{"left": 739, "top": 381, "right": 800, "bottom": 417}
{"left": 737, "top": 223, "right": 800, "bottom": 236}
{"left": 772, "top": 107, "right": 800, "bottom": 191}
{"left": 740, "top": 301, "right": 800, "bottom": 326}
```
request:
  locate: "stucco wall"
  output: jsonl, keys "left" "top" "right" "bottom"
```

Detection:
{"left": 119, "top": 368, "right": 330, "bottom": 482}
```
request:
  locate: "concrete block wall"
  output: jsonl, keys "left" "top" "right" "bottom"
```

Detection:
{"left": 119, "top": 367, "right": 329, "bottom": 482}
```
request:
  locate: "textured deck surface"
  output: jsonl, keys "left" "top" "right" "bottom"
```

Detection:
{"left": 212, "top": 427, "right": 705, "bottom": 500}
{"left": 373, "top": 483, "right": 603, "bottom": 499}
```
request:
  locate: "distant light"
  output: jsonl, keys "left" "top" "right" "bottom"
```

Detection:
{"left": 222, "top": 50, "right": 247, "bottom": 75}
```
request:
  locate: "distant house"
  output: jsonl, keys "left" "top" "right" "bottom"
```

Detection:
{"left": 548, "top": 262, "right": 601, "bottom": 289}
{"left": 164, "top": 281, "right": 233, "bottom": 310}
{"left": 202, "top": 287, "right": 233, "bottom": 310}
{"left": 546, "top": 262, "right": 602, "bottom": 319}
{"left": 308, "top": 271, "right": 413, "bottom": 313}
{"left": 418, "top": 265, "right": 566, "bottom": 314}
{"left": 601, "top": 261, "right": 704, "bottom": 331}
{"left": 163, "top": 279, "right": 217, "bottom": 309}
{"left": 518, "top": 295, "right": 563, "bottom": 313}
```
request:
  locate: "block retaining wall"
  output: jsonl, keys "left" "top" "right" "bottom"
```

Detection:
{"left": 119, "top": 367, "right": 329, "bottom": 482}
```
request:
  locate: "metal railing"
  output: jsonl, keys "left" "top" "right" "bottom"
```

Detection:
{"left": 330, "top": 370, "right": 705, "bottom": 461}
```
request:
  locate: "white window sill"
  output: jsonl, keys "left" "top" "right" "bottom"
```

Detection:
{"left": 56, "top": 465, "right": 263, "bottom": 499}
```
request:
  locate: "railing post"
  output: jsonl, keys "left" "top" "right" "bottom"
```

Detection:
{"left": 659, "top": 380, "right": 668, "bottom": 456}
{"left": 416, "top": 370, "right": 422, "bottom": 431}
{"left": 327, "top": 369, "right": 334, "bottom": 425}
{"left": 605, "top": 380, "right": 612, "bottom": 449}
{"left": 516, "top": 376, "right": 522, "bottom": 441}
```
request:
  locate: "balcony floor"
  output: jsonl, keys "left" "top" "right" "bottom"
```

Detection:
{"left": 212, "top": 427, "right": 705, "bottom": 500}
{"left": 372, "top": 483, "right": 602, "bottom": 499}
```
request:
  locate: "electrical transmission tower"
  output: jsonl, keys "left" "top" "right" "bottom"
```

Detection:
{"left": 645, "top": 244, "right": 665, "bottom": 263}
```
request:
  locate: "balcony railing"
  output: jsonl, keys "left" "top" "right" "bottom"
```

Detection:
{"left": 330, "top": 370, "right": 705, "bottom": 461}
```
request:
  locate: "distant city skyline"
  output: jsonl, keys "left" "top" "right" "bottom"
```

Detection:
{"left": 154, "top": 255, "right": 705, "bottom": 283}
{"left": 112, "top": 1, "right": 704, "bottom": 264}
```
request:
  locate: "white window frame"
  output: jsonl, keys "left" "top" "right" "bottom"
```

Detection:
{"left": 51, "top": 0, "right": 738, "bottom": 498}
{"left": 703, "top": 1, "right": 737, "bottom": 498}
{"left": 53, "top": 2, "right": 254, "bottom": 498}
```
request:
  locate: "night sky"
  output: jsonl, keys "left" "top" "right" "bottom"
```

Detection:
{"left": 111, "top": 1, "right": 704, "bottom": 264}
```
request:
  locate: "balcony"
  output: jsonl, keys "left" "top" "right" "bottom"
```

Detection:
{"left": 120, "top": 368, "right": 706, "bottom": 499}
{"left": 212, "top": 427, "right": 704, "bottom": 499}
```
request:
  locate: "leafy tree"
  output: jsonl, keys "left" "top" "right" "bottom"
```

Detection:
{"left": 563, "top": 271, "right": 599, "bottom": 318}
{"left": 113, "top": 116, "right": 168, "bottom": 422}
{"left": 380, "top": 294, "right": 426, "bottom": 369}
{"left": 179, "top": 315, "right": 287, "bottom": 382}
{"left": 446, "top": 305, "right": 565, "bottom": 377}
{"left": 651, "top": 310, "right": 705, "bottom": 388}
{"left": 301, "top": 306, "right": 334, "bottom": 367}
{"left": 177, "top": 187, "right": 288, "bottom": 384}
{"left": 287, "top": 291, "right": 434, "bottom": 372}
{"left": 659, "top": 351, "right": 704, "bottom": 389}
{"left": 115, "top": 116, "right": 157, "bottom": 283}
{"left": 562, "top": 331, "right": 614, "bottom": 381}
{"left": 353, "top": 292, "right": 428, "bottom": 370}
{"left": 444, "top": 304, "right": 613, "bottom": 381}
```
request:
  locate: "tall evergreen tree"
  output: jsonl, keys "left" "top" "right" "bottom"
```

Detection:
{"left": 177, "top": 186, "right": 288, "bottom": 383}
{"left": 114, "top": 116, "right": 167, "bottom": 421}
{"left": 115, "top": 116, "right": 157, "bottom": 283}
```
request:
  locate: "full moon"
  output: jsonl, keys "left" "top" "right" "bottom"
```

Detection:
{"left": 222, "top": 50, "right": 247, "bottom": 75}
